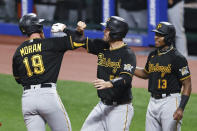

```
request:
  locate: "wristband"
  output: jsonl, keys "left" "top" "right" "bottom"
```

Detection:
{"left": 179, "top": 95, "right": 189, "bottom": 110}
{"left": 110, "top": 77, "right": 125, "bottom": 88}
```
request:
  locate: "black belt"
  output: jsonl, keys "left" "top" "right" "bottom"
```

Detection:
{"left": 101, "top": 99, "right": 131, "bottom": 106}
{"left": 24, "top": 83, "right": 52, "bottom": 90}
{"left": 151, "top": 92, "right": 179, "bottom": 99}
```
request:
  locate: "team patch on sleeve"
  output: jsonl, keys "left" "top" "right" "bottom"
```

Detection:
{"left": 179, "top": 66, "right": 190, "bottom": 76}
{"left": 123, "top": 64, "right": 134, "bottom": 72}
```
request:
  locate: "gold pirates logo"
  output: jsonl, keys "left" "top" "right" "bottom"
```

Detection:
{"left": 107, "top": 18, "right": 110, "bottom": 22}
{"left": 157, "top": 23, "right": 162, "bottom": 29}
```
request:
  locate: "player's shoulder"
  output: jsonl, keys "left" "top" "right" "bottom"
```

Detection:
{"left": 15, "top": 38, "right": 42, "bottom": 52}
{"left": 122, "top": 45, "right": 136, "bottom": 57}
{"left": 172, "top": 48, "right": 184, "bottom": 57}
{"left": 148, "top": 49, "right": 157, "bottom": 58}
{"left": 122, "top": 44, "right": 133, "bottom": 52}
{"left": 13, "top": 41, "right": 26, "bottom": 59}
{"left": 171, "top": 48, "right": 188, "bottom": 61}
{"left": 15, "top": 41, "right": 28, "bottom": 53}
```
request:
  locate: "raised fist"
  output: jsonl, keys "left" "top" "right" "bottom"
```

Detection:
{"left": 77, "top": 21, "right": 87, "bottom": 34}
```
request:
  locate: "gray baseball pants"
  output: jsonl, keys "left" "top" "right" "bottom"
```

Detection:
{"left": 22, "top": 83, "right": 71, "bottom": 131}
{"left": 81, "top": 101, "right": 134, "bottom": 131}
{"left": 146, "top": 93, "right": 181, "bottom": 131}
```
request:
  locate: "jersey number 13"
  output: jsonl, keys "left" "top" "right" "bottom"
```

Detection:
{"left": 158, "top": 79, "right": 167, "bottom": 89}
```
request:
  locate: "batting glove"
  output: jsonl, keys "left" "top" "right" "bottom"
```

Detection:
{"left": 51, "top": 23, "right": 66, "bottom": 33}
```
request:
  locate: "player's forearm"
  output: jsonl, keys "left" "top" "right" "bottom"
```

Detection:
{"left": 110, "top": 73, "right": 133, "bottom": 88}
{"left": 179, "top": 77, "right": 192, "bottom": 110}
{"left": 110, "top": 77, "right": 126, "bottom": 88}
{"left": 93, "top": 79, "right": 113, "bottom": 90}
{"left": 94, "top": 73, "right": 132, "bottom": 90}
{"left": 134, "top": 67, "right": 148, "bottom": 79}
{"left": 181, "top": 77, "right": 192, "bottom": 96}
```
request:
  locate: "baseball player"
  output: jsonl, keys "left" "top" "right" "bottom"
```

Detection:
{"left": 12, "top": 13, "right": 84, "bottom": 131}
{"left": 134, "top": 22, "right": 192, "bottom": 131}
{"left": 79, "top": 16, "right": 136, "bottom": 131}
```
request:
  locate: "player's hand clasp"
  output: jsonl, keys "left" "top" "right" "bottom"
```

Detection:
{"left": 51, "top": 23, "right": 66, "bottom": 33}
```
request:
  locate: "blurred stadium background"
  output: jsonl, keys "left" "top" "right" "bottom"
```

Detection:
{"left": 0, "top": 0, "right": 197, "bottom": 54}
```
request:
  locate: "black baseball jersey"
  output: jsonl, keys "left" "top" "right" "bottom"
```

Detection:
{"left": 12, "top": 36, "right": 78, "bottom": 86}
{"left": 85, "top": 39, "right": 136, "bottom": 101}
{"left": 144, "top": 46, "right": 191, "bottom": 94}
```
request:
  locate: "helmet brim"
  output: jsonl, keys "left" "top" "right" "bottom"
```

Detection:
{"left": 38, "top": 19, "right": 45, "bottom": 23}
{"left": 100, "top": 22, "right": 106, "bottom": 27}
{"left": 152, "top": 29, "right": 165, "bottom": 35}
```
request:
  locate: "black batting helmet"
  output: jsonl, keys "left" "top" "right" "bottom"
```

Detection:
{"left": 152, "top": 22, "right": 176, "bottom": 46}
{"left": 19, "top": 13, "right": 44, "bottom": 36}
{"left": 101, "top": 16, "right": 129, "bottom": 40}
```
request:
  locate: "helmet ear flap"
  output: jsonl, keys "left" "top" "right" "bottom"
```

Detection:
{"left": 164, "top": 34, "right": 175, "bottom": 46}
{"left": 109, "top": 32, "right": 113, "bottom": 39}
{"left": 109, "top": 32, "right": 120, "bottom": 40}
{"left": 164, "top": 35, "right": 170, "bottom": 45}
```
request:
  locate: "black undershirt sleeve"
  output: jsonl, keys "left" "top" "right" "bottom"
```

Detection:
{"left": 110, "top": 73, "right": 132, "bottom": 88}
